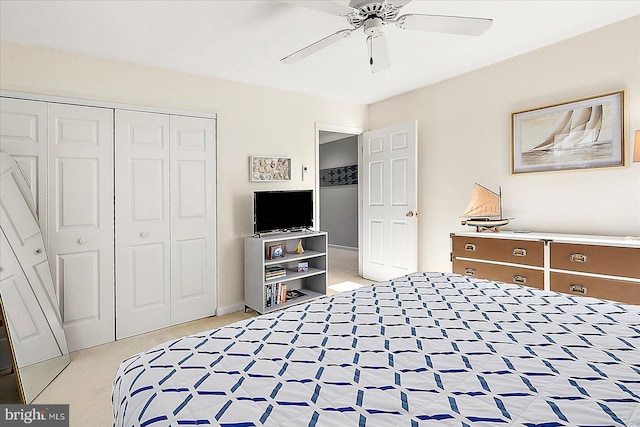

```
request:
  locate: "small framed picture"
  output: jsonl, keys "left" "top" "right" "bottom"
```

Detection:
{"left": 297, "top": 262, "right": 309, "bottom": 272}
{"left": 268, "top": 244, "right": 286, "bottom": 260}
{"left": 250, "top": 156, "right": 291, "bottom": 181}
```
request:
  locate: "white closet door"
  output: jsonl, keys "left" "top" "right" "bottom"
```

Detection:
{"left": 48, "top": 103, "right": 114, "bottom": 351}
{"left": 115, "top": 110, "right": 171, "bottom": 339}
{"left": 170, "top": 116, "right": 216, "bottom": 324}
{"left": 0, "top": 98, "right": 47, "bottom": 241}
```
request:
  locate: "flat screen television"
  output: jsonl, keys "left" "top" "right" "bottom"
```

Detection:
{"left": 254, "top": 190, "right": 313, "bottom": 234}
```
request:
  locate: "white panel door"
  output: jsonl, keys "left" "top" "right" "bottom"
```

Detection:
{"left": 0, "top": 98, "right": 48, "bottom": 240}
{"left": 170, "top": 115, "right": 216, "bottom": 324}
{"left": 48, "top": 103, "right": 114, "bottom": 351}
{"left": 361, "top": 121, "right": 418, "bottom": 281}
{"left": 115, "top": 110, "right": 171, "bottom": 339}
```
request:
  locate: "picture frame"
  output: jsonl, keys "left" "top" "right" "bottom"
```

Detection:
{"left": 250, "top": 156, "right": 291, "bottom": 181}
{"left": 511, "top": 90, "right": 624, "bottom": 174}
{"left": 267, "top": 243, "right": 286, "bottom": 260}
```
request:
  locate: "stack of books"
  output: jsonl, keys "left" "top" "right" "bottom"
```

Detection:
{"left": 265, "top": 283, "right": 288, "bottom": 308}
{"left": 265, "top": 265, "right": 286, "bottom": 281}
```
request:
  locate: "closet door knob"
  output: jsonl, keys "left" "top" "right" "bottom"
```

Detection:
{"left": 140, "top": 232, "right": 149, "bottom": 238}
{"left": 78, "top": 238, "right": 87, "bottom": 244}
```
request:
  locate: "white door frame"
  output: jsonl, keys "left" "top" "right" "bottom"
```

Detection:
{"left": 314, "top": 123, "right": 363, "bottom": 231}
{"left": 314, "top": 122, "right": 363, "bottom": 272}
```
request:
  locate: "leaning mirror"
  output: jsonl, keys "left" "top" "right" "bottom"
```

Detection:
{"left": 0, "top": 150, "right": 70, "bottom": 403}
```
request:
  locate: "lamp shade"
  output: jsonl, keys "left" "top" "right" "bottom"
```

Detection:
{"left": 635, "top": 130, "right": 640, "bottom": 163}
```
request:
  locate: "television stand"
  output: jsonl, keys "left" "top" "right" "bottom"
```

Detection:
{"left": 244, "top": 230, "right": 327, "bottom": 314}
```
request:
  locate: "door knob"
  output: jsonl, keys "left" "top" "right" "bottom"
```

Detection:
{"left": 406, "top": 211, "right": 414, "bottom": 217}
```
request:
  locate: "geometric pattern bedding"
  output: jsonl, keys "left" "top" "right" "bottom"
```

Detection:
{"left": 113, "top": 272, "right": 640, "bottom": 426}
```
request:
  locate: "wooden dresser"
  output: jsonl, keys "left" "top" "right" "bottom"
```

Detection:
{"left": 451, "top": 232, "right": 640, "bottom": 305}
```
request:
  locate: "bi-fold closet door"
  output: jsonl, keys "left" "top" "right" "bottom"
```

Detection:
{"left": 0, "top": 98, "right": 114, "bottom": 352}
{"left": 1, "top": 97, "right": 217, "bottom": 350}
{"left": 115, "top": 110, "right": 216, "bottom": 339}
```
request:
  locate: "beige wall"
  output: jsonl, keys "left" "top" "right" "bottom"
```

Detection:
{"left": 0, "top": 41, "right": 367, "bottom": 313}
{"left": 2, "top": 15, "right": 638, "bottom": 311}
{"left": 368, "top": 16, "right": 640, "bottom": 273}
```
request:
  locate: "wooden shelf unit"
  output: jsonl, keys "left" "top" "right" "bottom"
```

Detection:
{"left": 244, "top": 230, "right": 327, "bottom": 314}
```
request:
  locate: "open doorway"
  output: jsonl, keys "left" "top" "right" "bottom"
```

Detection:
{"left": 316, "top": 125, "right": 370, "bottom": 293}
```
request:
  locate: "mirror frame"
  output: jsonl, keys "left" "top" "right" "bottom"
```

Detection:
{"left": 0, "top": 149, "right": 70, "bottom": 403}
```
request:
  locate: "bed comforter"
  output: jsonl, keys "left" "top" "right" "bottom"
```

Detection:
{"left": 113, "top": 272, "right": 640, "bottom": 426}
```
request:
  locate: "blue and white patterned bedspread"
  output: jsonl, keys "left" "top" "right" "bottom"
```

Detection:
{"left": 113, "top": 272, "right": 640, "bottom": 426}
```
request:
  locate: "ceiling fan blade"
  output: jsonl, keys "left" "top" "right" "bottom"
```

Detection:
{"left": 280, "top": 0, "right": 355, "bottom": 16}
{"left": 397, "top": 14, "right": 493, "bottom": 36}
{"left": 387, "top": 0, "right": 412, "bottom": 7}
{"left": 281, "top": 29, "right": 353, "bottom": 64}
{"left": 367, "top": 33, "right": 390, "bottom": 73}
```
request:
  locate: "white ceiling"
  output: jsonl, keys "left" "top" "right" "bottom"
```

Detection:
{"left": 1, "top": 1, "right": 638, "bottom": 105}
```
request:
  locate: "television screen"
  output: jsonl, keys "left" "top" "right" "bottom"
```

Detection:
{"left": 254, "top": 190, "right": 313, "bottom": 234}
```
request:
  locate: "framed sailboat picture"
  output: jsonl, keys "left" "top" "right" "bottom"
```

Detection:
{"left": 511, "top": 90, "right": 624, "bottom": 174}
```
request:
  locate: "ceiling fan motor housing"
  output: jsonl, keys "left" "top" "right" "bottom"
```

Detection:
{"left": 347, "top": 0, "right": 403, "bottom": 27}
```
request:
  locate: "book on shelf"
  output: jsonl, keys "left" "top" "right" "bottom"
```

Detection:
{"left": 265, "top": 282, "right": 288, "bottom": 307}
{"left": 265, "top": 265, "right": 286, "bottom": 280}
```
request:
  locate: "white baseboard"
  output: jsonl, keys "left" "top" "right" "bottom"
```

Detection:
{"left": 328, "top": 244, "right": 358, "bottom": 251}
{"left": 216, "top": 303, "right": 246, "bottom": 316}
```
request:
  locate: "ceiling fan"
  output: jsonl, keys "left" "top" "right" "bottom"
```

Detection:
{"left": 280, "top": 0, "right": 493, "bottom": 73}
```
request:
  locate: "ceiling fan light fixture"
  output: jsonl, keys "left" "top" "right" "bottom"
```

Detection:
{"left": 363, "top": 17, "right": 385, "bottom": 35}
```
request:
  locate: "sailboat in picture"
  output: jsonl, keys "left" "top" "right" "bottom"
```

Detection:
{"left": 460, "top": 183, "right": 510, "bottom": 232}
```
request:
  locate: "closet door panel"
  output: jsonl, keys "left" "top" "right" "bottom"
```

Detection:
{"left": 0, "top": 98, "right": 47, "bottom": 240}
{"left": 115, "top": 110, "right": 170, "bottom": 339}
{"left": 170, "top": 116, "right": 216, "bottom": 324}
{"left": 48, "top": 103, "right": 114, "bottom": 351}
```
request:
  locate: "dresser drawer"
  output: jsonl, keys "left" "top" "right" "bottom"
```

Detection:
{"left": 452, "top": 236, "right": 544, "bottom": 267}
{"left": 550, "top": 243, "right": 640, "bottom": 279}
{"left": 453, "top": 259, "right": 544, "bottom": 289}
{"left": 550, "top": 272, "right": 640, "bottom": 305}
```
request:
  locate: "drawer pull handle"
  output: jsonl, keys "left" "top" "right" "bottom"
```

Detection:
{"left": 464, "top": 243, "right": 476, "bottom": 252}
{"left": 513, "top": 248, "right": 527, "bottom": 257}
{"left": 513, "top": 275, "right": 527, "bottom": 284}
{"left": 569, "top": 284, "right": 588, "bottom": 295}
{"left": 34, "top": 248, "right": 42, "bottom": 255}
{"left": 569, "top": 253, "right": 587, "bottom": 263}
{"left": 464, "top": 268, "right": 476, "bottom": 277}
{"left": 140, "top": 232, "right": 149, "bottom": 238}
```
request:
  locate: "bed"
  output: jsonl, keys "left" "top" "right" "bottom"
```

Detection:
{"left": 113, "top": 272, "right": 640, "bottom": 426}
